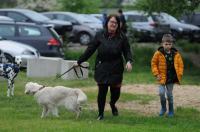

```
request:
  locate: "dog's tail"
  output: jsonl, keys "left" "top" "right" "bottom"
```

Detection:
{"left": 75, "top": 89, "right": 87, "bottom": 104}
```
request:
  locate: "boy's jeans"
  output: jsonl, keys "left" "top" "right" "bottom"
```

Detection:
{"left": 159, "top": 83, "right": 174, "bottom": 104}
{"left": 159, "top": 83, "right": 174, "bottom": 116}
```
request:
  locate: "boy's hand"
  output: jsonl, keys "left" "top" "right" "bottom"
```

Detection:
{"left": 126, "top": 61, "right": 132, "bottom": 72}
{"left": 156, "top": 74, "right": 161, "bottom": 81}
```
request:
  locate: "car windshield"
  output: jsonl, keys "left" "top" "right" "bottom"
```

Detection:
{"left": 125, "top": 14, "right": 148, "bottom": 22}
{"left": 74, "top": 14, "right": 95, "bottom": 23}
{"left": 82, "top": 15, "right": 102, "bottom": 24}
{"left": 23, "top": 10, "right": 50, "bottom": 22}
{"left": 153, "top": 13, "right": 178, "bottom": 23}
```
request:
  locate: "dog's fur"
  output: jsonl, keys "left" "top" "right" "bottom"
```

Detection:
{"left": 25, "top": 82, "right": 87, "bottom": 119}
{"left": 0, "top": 55, "right": 21, "bottom": 97}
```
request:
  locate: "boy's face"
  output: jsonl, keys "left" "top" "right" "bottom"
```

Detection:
{"left": 162, "top": 41, "right": 173, "bottom": 51}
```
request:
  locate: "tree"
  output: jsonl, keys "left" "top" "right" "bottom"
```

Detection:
{"left": 0, "top": 0, "right": 17, "bottom": 8}
{"left": 134, "top": 0, "right": 200, "bottom": 17}
{"left": 17, "top": 0, "right": 58, "bottom": 12}
{"left": 101, "top": 0, "right": 122, "bottom": 8}
{"left": 59, "top": 0, "right": 101, "bottom": 13}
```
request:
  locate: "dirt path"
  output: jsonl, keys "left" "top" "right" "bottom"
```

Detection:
{"left": 83, "top": 84, "right": 200, "bottom": 116}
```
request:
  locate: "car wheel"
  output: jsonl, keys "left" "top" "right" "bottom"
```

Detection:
{"left": 79, "top": 32, "right": 91, "bottom": 45}
{"left": 4, "top": 53, "right": 14, "bottom": 63}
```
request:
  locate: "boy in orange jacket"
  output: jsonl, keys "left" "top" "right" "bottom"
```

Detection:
{"left": 151, "top": 34, "right": 184, "bottom": 117}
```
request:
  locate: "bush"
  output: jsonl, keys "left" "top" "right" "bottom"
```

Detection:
{"left": 64, "top": 43, "right": 200, "bottom": 76}
{"left": 64, "top": 49, "right": 83, "bottom": 60}
{"left": 176, "top": 40, "right": 200, "bottom": 54}
{"left": 132, "top": 46, "right": 155, "bottom": 72}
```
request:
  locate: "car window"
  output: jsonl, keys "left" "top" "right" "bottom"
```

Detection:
{"left": 76, "top": 14, "right": 94, "bottom": 23}
{"left": 82, "top": 15, "right": 102, "bottom": 23}
{"left": 152, "top": 15, "right": 165, "bottom": 23}
{"left": 19, "top": 26, "right": 41, "bottom": 36}
{"left": 126, "top": 15, "right": 148, "bottom": 22}
{"left": 193, "top": 14, "right": 200, "bottom": 24}
{"left": 0, "top": 12, "right": 6, "bottom": 15}
{"left": 23, "top": 10, "right": 50, "bottom": 21}
{"left": 154, "top": 14, "right": 178, "bottom": 23}
{"left": 0, "top": 24, "right": 15, "bottom": 36}
{"left": 0, "top": 16, "right": 13, "bottom": 21}
{"left": 56, "top": 14, "right": 77, "bottom": 23}
{"left": 44, "top": 14, "right": 54, "bottom": 19}
{"left": 7, "top": 12, "right": 29, "bottom": 22}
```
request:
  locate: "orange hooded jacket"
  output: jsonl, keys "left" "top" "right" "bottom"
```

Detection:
{"left": 151, "top": 47, "right": 184, "bottom": 84}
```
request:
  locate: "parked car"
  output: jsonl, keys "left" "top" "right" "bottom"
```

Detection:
{"left": 82, "top": 14, "right": 102, "bottom": 24}
{"left": 0, "top": 21, "right": 64, "bottom": 57}
{"left": 42, "top": 12, "right": 103, "bottom": 45}
{"left": 152, "top": 12, "right": 200, "bottom": 41}
{"left": 0, "top": 8, "right": 72, "bottom": 36}
{"left": 0, "top": 37, "right": 39, "bottom": 67}
{"left": 90, "top": 14, "right": 104, "bottom": 22}
{"left": 124, "top": 11, "right": 170, "bottom": 42}
{"left": 179, "top": 12, "right": 200, "bottom": 27}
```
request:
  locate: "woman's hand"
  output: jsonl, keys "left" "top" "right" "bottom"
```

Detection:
{"left": 126, "top": 61, "right": 132, "bottom": 72}
{"left": 73, "top": 62, "right": 79, "bottom": 67}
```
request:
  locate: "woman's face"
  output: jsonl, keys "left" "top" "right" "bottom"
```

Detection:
{"left": 107, "top": 17, "right": 118, "bottom": 33}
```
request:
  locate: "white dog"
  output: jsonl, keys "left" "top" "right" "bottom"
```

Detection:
{"left": 25, "top": 82, "right": 87, "bottom": 119}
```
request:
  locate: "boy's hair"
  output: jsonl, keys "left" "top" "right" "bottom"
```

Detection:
{"left": 162, "top": 34, "right": 174, "bottom": 43}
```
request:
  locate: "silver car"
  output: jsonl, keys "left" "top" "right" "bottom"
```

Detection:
{"left": 42, "top": 12, "right": 103, "bottom": 45}
{"left": 0, "top": 38, "right": 40, "bottom": 67}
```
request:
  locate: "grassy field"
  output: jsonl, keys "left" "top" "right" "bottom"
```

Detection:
{"left": 0, "top": 70, "right": 200, "bottom": 132}
{"left": 0, "top": 42, "right": 200, "bottom": 131}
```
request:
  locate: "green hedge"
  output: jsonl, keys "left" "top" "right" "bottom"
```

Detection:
{"left": 176, "top": 40, "right": 200, "bottom": 54}
{"left": 64, "top": 44, "right": 200, "bottom": 78}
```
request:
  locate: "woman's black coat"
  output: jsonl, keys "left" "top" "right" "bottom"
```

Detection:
{"left": 78, "top": 30, "right": 133, "bottom": 84}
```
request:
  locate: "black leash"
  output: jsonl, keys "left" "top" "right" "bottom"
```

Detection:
{"left": 55, "top": 64, "right": 89, "bottom": 80}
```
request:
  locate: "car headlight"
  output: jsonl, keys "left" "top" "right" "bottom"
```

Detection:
{"left": 91, "top": 27, "right": 99, "bottom": 31}
{"left": 136, "top": 28, "right": 148, "bottom": 33}
{"left": 136, "top": 28, "right": 141, "bottom": 32}
{"left": 22, "top": 50, "right": 34, "bottom": 55}
{"left": 178, "top": 27, "right": 183, "bottom": 32}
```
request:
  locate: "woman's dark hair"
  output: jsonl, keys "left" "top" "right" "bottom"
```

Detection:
{"left": 104, "top": 14, "right": 121, "bottom": 34}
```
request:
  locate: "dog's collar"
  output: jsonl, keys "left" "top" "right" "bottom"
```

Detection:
{"left": 38, "top": 85, "right": 45, "bottom": 91}
{"left": 33, "top": 85, "right": 45, "bottom": 95}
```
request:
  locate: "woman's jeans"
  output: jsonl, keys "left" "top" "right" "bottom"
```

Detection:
{"left": 159, "top": 83, "right": 174, "bottom": 115}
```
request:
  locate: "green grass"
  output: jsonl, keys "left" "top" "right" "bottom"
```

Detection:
{"left": 0, "top": 42, "right": 200, "bottom": 131}
{"left": 0, "top": 71, "right": 200, "bottom": 131}
{"left": 1, "top": 87, "right": 200, "bottom": 132}
{"left": 120, "top": 93, "right": 157, "bottom": 104}
{"left": 87, "top": 90, "right": 156, "bottom": 104}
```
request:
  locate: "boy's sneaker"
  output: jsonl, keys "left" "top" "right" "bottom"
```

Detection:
{"left": 168, "top": 111, "right": 174, "bottom": 117}
{"left": 159, "top": 109, "right": 166, "bottom": 116}
{"left": 168, "top": 103, "right": 174, "bottom": 117}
